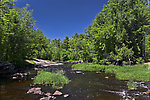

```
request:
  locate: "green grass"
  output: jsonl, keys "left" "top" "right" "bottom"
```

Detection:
{"left": 127, "top": 80, "right": 137, "bottom": 90}
{"left": 66, "top": 60, "right": 79, "bottom": 62}
{"left": 34, "top": 70, "right": 69, "bottom": 88}
{"left": 72, "top": 63, "right": 150, "bottom": 81}
{"left": 72, "top": 63, "right": 120, "bottom": 71}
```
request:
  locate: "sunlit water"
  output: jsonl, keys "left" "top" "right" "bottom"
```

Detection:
{"left": 0, "top": 64, "right": 149, "bottom": 100}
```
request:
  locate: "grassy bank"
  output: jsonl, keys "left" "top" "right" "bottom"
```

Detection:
{"left": 72, "top": 63, "right": 150, "bottom": 81}
{"left": 72, "top": 63, "right": 119, "bottom": 71}
{"left": 34, "top": 70, "right": 69, "bottom": 88}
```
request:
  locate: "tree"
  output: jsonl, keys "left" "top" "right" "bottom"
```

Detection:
{"left": 86, "top": 0, "right": 150, "bottom": 63}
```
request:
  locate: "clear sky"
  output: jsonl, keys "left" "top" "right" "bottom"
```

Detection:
{"left": 16, "top": 0, "right": 108, "bottom": 40}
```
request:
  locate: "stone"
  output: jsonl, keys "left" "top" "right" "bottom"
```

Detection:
{"left": 34, "top": 68, "right": 39, "bottom": 71}
{"left": 105, "top": 76, "right": 109, "bottom": 79}
{"left": 31, "top": 78, "right": 34, "bottom": 80}
{"left": 12, "top": 77, "right": 17, "bottom": 79}
{"left": 27, "top": 87, "right": 42, "bottom": 95}
{"left": 51, "top": 96, "right": 56, "bottom": 99}
{"left": 53, "top": 90, "right": 62, "bottom": 96}
{"left": 40, "top": 97, "right": 49, "bottom": 100}
{"left": 24, "top": 73, "right": 28, "bottom": 76}
{"left": 76, "top": 71, "right": 82, "bottom": 74}
{"left": 45, "top": 92, "right": 51, "bottom": 97}
{"left": 64, "top": 94, "right": 69, "bottom": 98}
{"left": 40, "top": 97, "right": 45, "bottom": 100}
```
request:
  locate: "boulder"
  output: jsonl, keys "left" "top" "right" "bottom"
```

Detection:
{"left": 0, "top": 62, "right": 16, "bottom": 75}
{"left": 53, "top": 90, "right": 62, "bottom": 96}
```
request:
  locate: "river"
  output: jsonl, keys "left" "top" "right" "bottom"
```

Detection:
{"left": 0, "top": 64, "right": 149, "bottom": 100}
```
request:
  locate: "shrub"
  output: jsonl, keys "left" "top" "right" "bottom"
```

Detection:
{"left": 136, "top": 57, "right": 144, "bottom": 64}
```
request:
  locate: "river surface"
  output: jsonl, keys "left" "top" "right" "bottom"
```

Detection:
{"left": 0, "top": 64, "right": 150, "bottom": 100}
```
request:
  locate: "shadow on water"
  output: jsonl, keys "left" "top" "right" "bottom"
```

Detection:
{"left": 0, "top": 64, "right": 150, "bottom": 100}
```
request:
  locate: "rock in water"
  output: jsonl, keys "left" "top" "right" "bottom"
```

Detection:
{"left": 64, "top": 94, "right": 69, "bottom": 98}
{"left": 45, "top": 92, "right": 51, "bottom": 97}
{"left": 0, "top": 62, "right": 16, "bottom": 75}
{"left": 27, "top": 87, "right": 42, "bottom": 95}
{"left": 12, "top": 77, "right": 17, "bottom": 79}
{"left": 105, "top": 76, "right": 109, "bottom": 79}
{"left": 53, "top": 90, "right": 62, "bottom": 96}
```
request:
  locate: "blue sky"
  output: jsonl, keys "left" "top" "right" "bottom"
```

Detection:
{"left": 16, "top": 0, "right": 108, "bottom": 40}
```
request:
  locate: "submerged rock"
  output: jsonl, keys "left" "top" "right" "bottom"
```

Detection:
{"left": 27, "top": 87, "right": 42, "bottom": 95}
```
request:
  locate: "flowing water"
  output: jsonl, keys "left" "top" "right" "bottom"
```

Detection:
{"left": 0, "top": 64, "right": 150, "bottom": 100}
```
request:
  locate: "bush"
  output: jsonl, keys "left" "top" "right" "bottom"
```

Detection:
{"left": 34, "top": 70, "right": 69, "bottom": 88}
{"left": 136, "top": 57, "right": 144, "bottom": 64}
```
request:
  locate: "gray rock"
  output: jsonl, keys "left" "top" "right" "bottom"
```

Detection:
{"left": 0, "top": 62, "right": 16, "bottom": 75}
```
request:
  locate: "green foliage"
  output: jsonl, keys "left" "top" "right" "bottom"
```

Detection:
{"left": 0, "top": 0, "right": 52, "bottom": 66}
{"left": 109, "top": 44, "right": 134, "bottom": 64}
{"left": 145, "top": 35, "right": 150, "bottom": 59}
{"left": 136, "top": 57, "right": 145, "bottom": 64}
{"left": 34, "top": 70, "right": 69, "bottom": 88}
{"left": 86, "top": 0, "right": 150, "bottom": 62}
{"left": 1, "top": 0, "right": 149, "bottom": 66}
{"left": 127, "top": 80, "right": 137, "bottom": 90}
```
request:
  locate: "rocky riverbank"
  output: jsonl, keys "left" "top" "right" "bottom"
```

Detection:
{"left": 0, "top": 62, "right": 17, "bottom": 75}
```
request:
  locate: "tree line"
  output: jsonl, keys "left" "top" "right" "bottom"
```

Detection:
{"left": 0, "top": 0, "right": 150, "bottom": 66}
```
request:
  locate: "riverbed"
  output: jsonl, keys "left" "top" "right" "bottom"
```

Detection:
{"left": 0, "top": 64, "right": 149, "bottom": 100}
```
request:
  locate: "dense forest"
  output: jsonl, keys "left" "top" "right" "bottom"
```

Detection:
{"left": 0, "top": 0, "right": 150, "bottom": 67}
